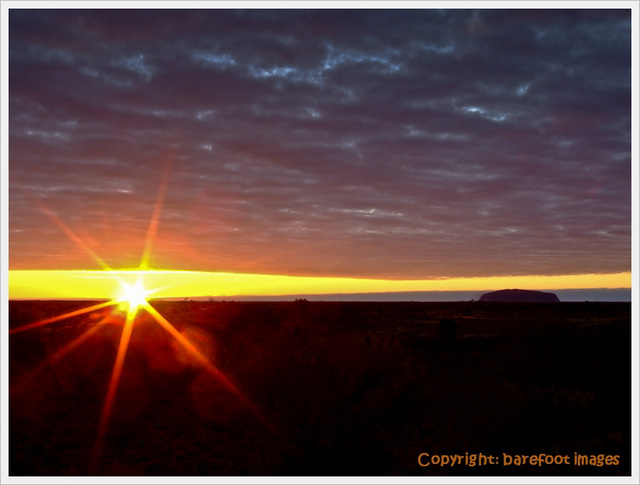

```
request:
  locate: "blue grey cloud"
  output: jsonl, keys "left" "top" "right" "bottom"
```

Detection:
{"left": 8, "top": 8, "right": 631, "bottom": 278}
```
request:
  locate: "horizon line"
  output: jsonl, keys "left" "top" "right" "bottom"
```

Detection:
{"left": 7, "top": 269, "right": 632, "bottom": 301}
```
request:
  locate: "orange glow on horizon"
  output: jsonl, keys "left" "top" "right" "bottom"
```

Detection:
{"left": 7, "top": 269, "right": 632, "bottom": 301}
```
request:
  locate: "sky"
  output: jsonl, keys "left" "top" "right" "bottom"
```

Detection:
{"left": 5, "top": 7, "right": 634, "bottom": 294}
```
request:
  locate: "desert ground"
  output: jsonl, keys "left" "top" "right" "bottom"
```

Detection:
{"left": 9, "top": 299, "right": 631, "bottom": 476}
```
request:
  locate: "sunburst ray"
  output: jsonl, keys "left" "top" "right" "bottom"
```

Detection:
{"left": 10, "top": 319, "right": 107, "bottom": 396}
{"left": 35, "top": 202, "right": 113, "bottom": 272}
{"left": 90, "top": 307, "right": 138, "bottom": 471}
{"left": 139, "top": 158, "right": 173, "bottom": 271}
{"left": 142, "top": 302, "right": 277, "bottom": 434}
{"left": 9, "top": 300, "right": 118, "bottom": 335}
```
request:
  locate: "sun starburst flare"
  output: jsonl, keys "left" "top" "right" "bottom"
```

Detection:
{"left": 10, "top": 160, "right": 276, "bottom": 474}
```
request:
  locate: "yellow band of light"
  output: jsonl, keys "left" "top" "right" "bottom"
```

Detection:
{"left": 8, "top": 269, "right": 632, "bottom": 300}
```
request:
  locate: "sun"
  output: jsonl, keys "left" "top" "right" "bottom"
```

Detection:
{"left": 118, "top": 278, "right": 151, "bottom": 316}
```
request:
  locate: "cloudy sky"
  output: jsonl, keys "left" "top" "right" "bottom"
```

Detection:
{"left": 8, "top": 8, "right": 632, "bottom": 280}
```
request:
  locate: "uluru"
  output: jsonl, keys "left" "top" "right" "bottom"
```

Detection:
{"left": 479, "top": 289, "right": 560, "bottom": 302}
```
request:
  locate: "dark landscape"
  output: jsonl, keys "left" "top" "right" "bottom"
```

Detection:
{"left": 9, "top": 299, "right": 631, "bottom": 476}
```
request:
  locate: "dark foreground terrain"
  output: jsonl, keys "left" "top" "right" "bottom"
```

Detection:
{"left": 9, "top": 300, "right": 631, "bottom": 476}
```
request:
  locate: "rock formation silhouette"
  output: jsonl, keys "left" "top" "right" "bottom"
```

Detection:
{"left": 479, "top": 289, "right": 560, "bottom": 302}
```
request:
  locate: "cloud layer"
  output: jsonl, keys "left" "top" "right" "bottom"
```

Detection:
{"left": 8, "top": 9, "right": 632, "bottom": 278}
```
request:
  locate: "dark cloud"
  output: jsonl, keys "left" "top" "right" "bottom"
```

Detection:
{"left": 8, "top": 8, "right": 631, "bottom": 278}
